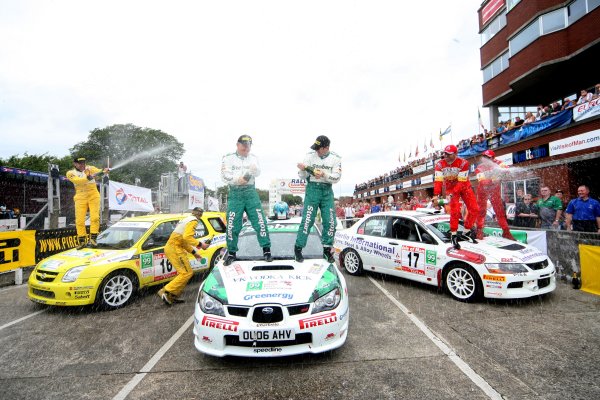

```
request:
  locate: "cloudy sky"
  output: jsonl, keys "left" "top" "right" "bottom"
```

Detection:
{"left": 0, "top": 0, "right": 488, "bottom": 196}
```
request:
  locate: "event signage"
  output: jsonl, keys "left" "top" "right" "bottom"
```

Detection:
{"left": 403, "top": 180, "right": 412, "bottom": 188}
{"left": 496, "top": 152, "right": 513, "bottom": 166}
{"left": 412, "top": 164, "right": 426, "bottom": 174}
{"left": 188, "top": 174, "right": 205, "bottom": 210}
{"left": 549, "top": 129, "right": 600, "bottom": 156}
{"left": 512, "top": 144, "right": 549, "bottom": 164}
{"left": 481, "top": 0, "right": 505, "bottom": 25}
{"left": 573, "top": 99, "right": 600, "bottom": 122}
{"left": 421, "top": 174, "right": 434, "bottom": 184}
{"left": 109, "top": 181, "right": 153, "bottom": 212}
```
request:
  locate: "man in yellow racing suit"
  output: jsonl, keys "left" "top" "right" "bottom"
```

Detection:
{"left": 66, "top": 156, "right": 109, "bottom": 249}
{"left": 158, "top": 207, "right": 210, "bottom": 305}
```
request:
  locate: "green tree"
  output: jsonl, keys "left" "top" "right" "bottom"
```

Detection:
{"left": 70, "top": 124, "right": 184, "bottom": 188}
{"left": 0, "top": 153, "right": 72, "bottom": 175}
{"left": 282, "top": 194, "right": 303, "bottom": 206}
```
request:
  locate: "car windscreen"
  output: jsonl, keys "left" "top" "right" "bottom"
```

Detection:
{"left": 426, "top": 221, "right": 466, "bottom": 243}
{"left": 236, "top": 223, "right": 322, "bottom": 260}
{"left": 96, "top": 221, "right": 153, "bottom": 249}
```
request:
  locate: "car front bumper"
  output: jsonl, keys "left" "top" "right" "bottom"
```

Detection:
{"left": 481, "top": 266, "right": 556, "bottom": 299}
{"left": 27, "top": 275, "right": 101, "bottom": 306}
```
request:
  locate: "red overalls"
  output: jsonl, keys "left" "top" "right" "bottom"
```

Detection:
{"left": 434, "top": 158, "right": 479, "bottom": 232}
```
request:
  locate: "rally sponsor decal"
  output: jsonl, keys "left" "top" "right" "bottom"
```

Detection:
{"left": 140, "top": 252, "right": 153, "bottom": 277}
{"left": 243, "top": 293, "right": 293, "bottom": 301}
{"left": 396, "top": 245, "right": 426, "bottom": 275}
{"left": 245, "top": 280, "right": 293, "bottom": 291}
{"left": 419, "top": 215, "right": 450, "bottom": 225}
{"left": 299, "top": 312, "right": 337, "bottom": 330}
{"left": 253, "top": 347, "right": 283, "bottom": 354}
{"left": 336, "top": 236, "right": 394, "bottom": 259}
{"left": 483, "top": 274, "right": 506, "bottom": 282}
{"left": 233, "top": 274, "right": 312, "bottom": 283}
{"left": 446, "top": 248, "right": 486, "bottom": 264}
{"left": 222, "top": 263, "right": 245, "bottom": 278}
{"left": 426, "top": 250, "right": 437, "bottom": 266}
{"left": 152, "top": 252, "right": 177, "bottom": 281}
{"left": 38, "top": 259, "right": 64, "bottom": 271}
{"left": 201, "top": 315, "right": 239, "bottom": 332}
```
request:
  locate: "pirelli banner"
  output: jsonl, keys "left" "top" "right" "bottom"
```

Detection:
{"left": 0, "top": 226, "right": 105, "bottom": 272}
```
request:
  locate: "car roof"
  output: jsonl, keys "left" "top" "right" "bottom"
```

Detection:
{"left": 363, "top": 210, "right": 447, "bottom": 221}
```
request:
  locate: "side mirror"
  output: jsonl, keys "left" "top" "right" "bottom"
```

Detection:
{"left": 421, "top": 233, "right": 435, "bottom": 245}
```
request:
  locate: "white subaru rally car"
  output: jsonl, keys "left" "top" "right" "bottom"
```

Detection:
{"left": 333, "top": 210, "right": 556, "bottom": 302}
{"left": 193, "top": 219, "right": 349, "bottom": 357}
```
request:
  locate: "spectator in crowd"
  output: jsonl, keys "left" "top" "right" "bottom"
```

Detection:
{"left": 344, "top": 203, "right": 355, "bottom": 227}
{"left": 535, "top": 104, "right": 545, "bottom": 120}
{"left": 523, "top": 112, "right": 536, "bottom": 124}
{"left": 593, "top": 84, "right": 600, "bottom": 99}
{"left": 565, "top": 185, "right": 600, "bottom": 233}
{"left": 516, "top": 189, "right": 524, "bottom": 204}
{"left": 540, "top": 106, "right": 552, "bottom": 119}
{"left": 550, "top": 101, "right": 562, "bottom": 114}
{"left": 577, "top": 89, "right": 593, "bottom": 105}
{"left": 513, "top": 194, "right": 538, "bottom": 228}
{"left": 370, "top": 200, "right": 381, "bottom": 213}
{"left": 335, "top": 201, "right": 344, "bottom": 220}
{"left": 514, "top": 116, "right": 524, "bottom": 127}
{"left": 554, "top": 190, "right": 567, "bottom": 229}
{"left": 537, "top": 186, "right": 563, "bottom": 229}
{"left": 561, "top": 98, "right": 575, "bottom": 110}
{"left": 177, "top": 161, "right": 187, "bottom": 192}
{"left": 0, "top": 204, "right": 14, "bottom": 219}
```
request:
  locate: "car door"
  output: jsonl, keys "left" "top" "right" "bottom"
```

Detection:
{"left": 388, "top": 217, "right": 441, "bottom": 285}
{"left": 354, "top": 215, "right": 396, "bottom": 272}
{"left": 139, "top": 220, "right": 178, "bottom": 284}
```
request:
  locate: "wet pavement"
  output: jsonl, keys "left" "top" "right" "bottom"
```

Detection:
{"left": 1, "top": 269, "right": 599, "bottom": 400}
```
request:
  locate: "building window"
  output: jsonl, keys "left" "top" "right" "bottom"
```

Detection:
{"left": 590, "top": 0, "right": 600, "bottom": 12}
{"left": 567, "top": 0, "right": 587, "bottom": 24}
{"left": 481, "top": 10, "right": 507, "bottom": 46}
{"left": 510, "top": 19, "right": 540, "bottom": 55}
{"left": 502, "top": 178, "right": 540, "bottom": 203}
{"left": 541, "top": 8, "right": 566, "bottom": 34}
{"left": 482, "top": 51, "right": 509, "bottom": 83}
{"left": 507, "top": 0, "right": 522, "bottom": 11}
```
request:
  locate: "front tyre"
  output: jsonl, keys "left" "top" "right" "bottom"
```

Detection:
{"left": 342, "top": 249, "right": 363, "bottom": 276}
{"left": 210, "top": 248, "right": 225, "bottom": 270}
{"left": 95, "top": 271, "right": 136, "bottom": 310}
{"left": 445, "top": 264, "right": 482, "bottom": 302}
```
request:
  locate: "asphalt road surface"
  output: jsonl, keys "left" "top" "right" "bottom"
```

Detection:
{"left": 1, "top": 269, "right": 599, "bottom": 400}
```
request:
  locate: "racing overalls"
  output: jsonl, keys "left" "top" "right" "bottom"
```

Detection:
{"left": 434, "top": 157, "right": 479, "bottom": 233}
{"left": 295, "top": 151, "right": 342, "bottom": 248}
{"left": 221, "top": 152, "right": 270, "bottom": 253}
{"left": 163, "top": 215, "right": 201, "bottom": 297}
{"left": 66, "top": 166, "right": 103, "bottom": 238}
{"left": 475, "top": 158, "right": 512, "bottom": 236}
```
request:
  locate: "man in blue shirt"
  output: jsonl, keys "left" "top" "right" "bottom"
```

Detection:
{"left": 565, "top": 185, "right": 600, "bottom": 233}
{"left": 370, "top": 200, "right": 381, "bottom": 213}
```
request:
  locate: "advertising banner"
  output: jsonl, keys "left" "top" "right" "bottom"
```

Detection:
{"left": 421, "top": 174, "right": 434, "bottom": 184}
{"left": 483, "top": 227, "right": 547, "bottom": 254}
{"left": 403, "top": 180, "right": 412, "bottom": 188}
{"left": 0, "top": 230, "right": 36, "bottom": 272}
{"left": 496, "top": 152, "right": 513, "bottom": 166}
{"left": 573, "top": 99, "right": 600, "bottom": 122}
{"left": 549, "top": 129, "right": 600, "bottom": 156}
{"left": 580, "top": 244, "right": 600, "bottom": 296}
{"left": 207, "top": 196, "right": 219, "bottom": 211}
{"left": 412, "top": 164, "right": 426, "bottom": 174}
{"left": 109, "top": 181, "right": 153, "bottom": 212}
{"left": 481, "top": 0, "right": 504, "bottom": 25}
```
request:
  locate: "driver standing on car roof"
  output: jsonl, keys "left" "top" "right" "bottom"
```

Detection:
{"left": 221, "top": 135, "right": 272, "bottom": 266}
{"left": 294, "top": 135, "right": 342, "bottom": 263}
{"left": 432, "top": 144, "right": 479, "bottom": 250}
{"left": 158, "top": 207, "right": 210, "bottom": 306}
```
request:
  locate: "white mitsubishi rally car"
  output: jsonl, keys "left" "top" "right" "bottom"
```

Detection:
{"left": 333, "top": 210, "right": 556, "bottom": 302}
{"left": 193, "top": 218, "right": 349, "bottom": 357}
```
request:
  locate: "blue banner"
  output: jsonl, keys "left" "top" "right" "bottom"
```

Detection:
{"left": 500, "top": 109, "right": 572, "bottom": 145}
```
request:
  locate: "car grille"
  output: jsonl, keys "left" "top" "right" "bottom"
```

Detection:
{"left": 252, "top": 306, "right": 283, "bottom": 323}
{"left": 287, "top": 304, "right": 310, "bottom": 315}
{"left": 227, "top": 306, "right": 249, "bottom": 317}
{"left": 538, "top": 277, "right": 551, "bottom": 289}
{"left": 507, "top": 282, "right": 522, "bottom": 289}
{"left": 527, "top": 260, "right": 549, "bottom": 270}
{"left": 224, "top": 333, "right": 312, "bottom": 347}
{"left": 32, "top": 288, "right": 55, "bottom": 299}
{"left": 35, "top": 270, "right": 59, "bottom": 282}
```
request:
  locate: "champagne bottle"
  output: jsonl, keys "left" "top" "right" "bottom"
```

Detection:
{"left": 304, "top": 166, "right": 315, "bottom": 176}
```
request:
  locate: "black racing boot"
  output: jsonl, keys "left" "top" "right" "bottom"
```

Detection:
{"left": 323, "top": 247, "right": 334, "bottom": 263}
{"left": 263, "top": 247, "right": 273, "bottom": 262}
{"left": 223, "top": 252, "right": 236, "bottom": 266}
{"left": 294, "top": 246, "right": 304, "bottom": 263}
{"left": 451, "top": 233, "right": 461, "bottom": 250}
{"left": 76, "top": 236, "right": 88, "bottom": 250}
{"left": 89, "top": 233, "right": 98, "bottom": 246}
{"left": 467, "top": 227, "right": 478, "bottom": 244}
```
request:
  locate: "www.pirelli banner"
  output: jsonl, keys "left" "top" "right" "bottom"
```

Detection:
{"left": 0, "top": 227, "right": 104, "bottom": 273}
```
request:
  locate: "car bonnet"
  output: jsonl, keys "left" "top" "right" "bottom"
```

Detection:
{"left": 455, "top": 237, "right": 547, "bottom": 264}
{"left": 36, "top": 248, "right": 137, "bottom": 272}
{"left": 203, "top": 260, "right": 340, "bottom": 306}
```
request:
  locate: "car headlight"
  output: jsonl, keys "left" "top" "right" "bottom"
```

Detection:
{"left": 198, "top": 291, "right": 225, "bottom": 317}
{"left": 62, "top": 266, "right": 86, "bottom": 282}
{"left": 312, "top": 287, "right": 341, "bottom": 314}
{"left": 485, "top": 263, "right": 528, "bottom": 274}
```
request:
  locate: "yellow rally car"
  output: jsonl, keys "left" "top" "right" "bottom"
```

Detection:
{"left": 28, "top": 212, "right": 227, "bottom": 310}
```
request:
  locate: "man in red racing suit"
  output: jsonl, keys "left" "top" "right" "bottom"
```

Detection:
{"left": 474, "top": 150, "right": 515, "bottom": 240}
{"left": 433, "top": 145, "right": 479, "bottom": 249}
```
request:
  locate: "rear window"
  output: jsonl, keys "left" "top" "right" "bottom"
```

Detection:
{"left": 208, "top": 217, "right": 226, "bottom": 233}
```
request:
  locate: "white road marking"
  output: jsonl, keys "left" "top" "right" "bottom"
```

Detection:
{"left": 368, "top": 276, "right": 503, "bottom": 400}
{"left": 113, "top": 314, "right": 195, "bottom": 400}
{"left": 0, "top": 310, "right": 46, "bottom": 332}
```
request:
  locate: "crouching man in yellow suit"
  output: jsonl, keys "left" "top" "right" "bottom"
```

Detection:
{"left": 66, "top": 156, "right": 109, "bottom": 249}
{"left": 158, "top": 207, "right": 210, "bottom": 305}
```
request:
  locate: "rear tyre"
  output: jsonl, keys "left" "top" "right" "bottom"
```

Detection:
{"left": 445, "top": 264, "right": 482, "bottom": 302}
{"left": 342, "top": 249, "right": 364, "bottom": 276}
{"left": 210, "top": 248, "right": 225, "bottom": 270}
{"left": 95, "top": 270, "right": 137, "bottom": 310}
